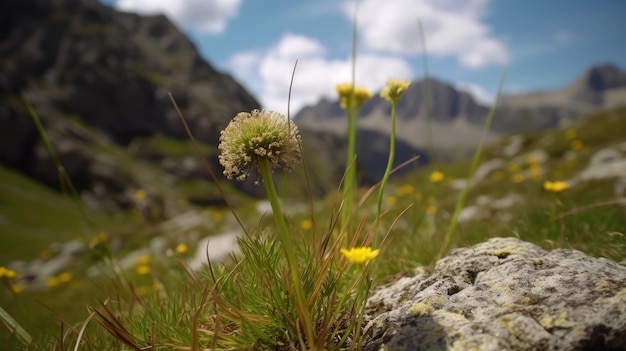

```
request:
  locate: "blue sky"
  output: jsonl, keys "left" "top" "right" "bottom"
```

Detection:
{"left": 101, "top": 0, "right": 626, "bottom": 114}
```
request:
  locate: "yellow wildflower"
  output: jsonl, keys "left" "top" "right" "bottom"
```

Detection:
{"left": 40, "top": 248, "right": 53, "bottom": 260}
{"left": 544, "top": 181, "right": 569, "bottom": 192}
{"left": 135, "top": 189, "right": 147, "bottom": 201}
{"left": 335, "top": 83, "right": 372, "bottom": 109}
{"left": 136, "top": 265, "right": 151, "bottom": 275}
{"left": 135, "top": 255, "right": 150, "bottom": 266}
{"left": 0, "top": 267, "right": 17, "bottom": 280}
{"left": 300, "top": 219, "right": 313, "bottom": 230}
{"left": 211, "top": 210, "right": 224, "bottom": 222}
{"left": 511, "top": 173, "right": 524, "bottom": 183}
{"left": 340, "top": 247, "right": 380, "bottom": 264}
{"left": 385, "top": 196, "right": 397, "bottom": 205}
{"left": 564, "top": 128, "right": 576, "bottom": 139}
{"left": 507, "top": 162, "right": 521, "bottom": 173}
{"left": 571, "top": 140, "right": 583, "bottom": 151}
{"left": 90, "top": 232, "right": 109, "bottom": 246}
{"left": 176, "top": 243, "right": 188, "bottom": 254}
{"left": 58, "top": 272, "right": 72, "bottom": 283}
{"left": 396, "top": 184, "right": 415, "bottom": 196}
{"left": 429, "top": 171, "right": 444, "bottom": 183}
{"left": 380, "top": 78, "right": 411, "bottom": 104}
{"left": 426, "top": 205, "right": 437, "bottom": 215}
{"left": 45, "top": 277, "right": 60, "bottom": 288}
{"left": 11, "top": 284, "right": 24, "bottom": 294}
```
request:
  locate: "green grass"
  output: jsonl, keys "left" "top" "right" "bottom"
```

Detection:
{"left": 0, "top": 165, "right": 110, "bottom": 264}
{"left": 0, "top": 80, "right": 626, "bottom": 350}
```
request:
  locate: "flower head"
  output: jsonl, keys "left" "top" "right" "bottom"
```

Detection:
{"left": 336, "top": 83, "right": 372, "bottom": 109}
{"left": 380, "top": 78, "right": 410, "bottom": 104}
{"left": 544, "top": 180, "right": 569, "bottom": 192}
{"left": 218, "top": 109, "right": 302, "bottom": 181}
{"left": 340, "top": 247, "right": 380, "bottom": 264}
{"left": 176, "top": 243, "right": 188, "bottom": 254}
{"left": 429, "top": 171, "right": 444, "bottom": 183}
{"left": 0, "top": 266, "right": 17, "bottom": 280}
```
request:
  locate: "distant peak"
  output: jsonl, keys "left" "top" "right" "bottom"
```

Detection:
{"left": 575, "top": 63, "right": 626, "bottom": 92}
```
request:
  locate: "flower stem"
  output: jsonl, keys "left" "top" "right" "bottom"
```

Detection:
{"left": 257, "top": 159, "right": 314, "bottom": 343}
{"left": 375, "top": 102, "right": 397, "bottom": 245}
{"left": 341, "top": 98, "right": 357, "bottom": 236}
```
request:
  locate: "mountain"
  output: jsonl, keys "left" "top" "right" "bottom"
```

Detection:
{"left": 0, "top": 0, "right": 422, "bottom": 212}
{"left": 295, "top": 64, "right": 626, "bottom": 158}
{"left": 0, "top": 0, "right": 263, "bottom": 209}
{"left": 495, "top": 64, "right": 626, "bottom": 131}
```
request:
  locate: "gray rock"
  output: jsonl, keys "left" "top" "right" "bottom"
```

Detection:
{"left": 187, "top": 230, "right": 241, "bottom": 270}
{"left": 471, "top": 159, "right": 505, "bottom": 187}
{"left": 363, "top": 237, "right": 626, "bottom": 351}
{"left": 501, "top": 134, "right": 526, "bottom": 158}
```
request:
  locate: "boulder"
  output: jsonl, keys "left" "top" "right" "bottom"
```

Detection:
{"left": 363, "top": 237, "right": 626, "bottom": 351}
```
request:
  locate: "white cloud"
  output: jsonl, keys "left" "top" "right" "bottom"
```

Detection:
{"left": 228, "top": 33, "right": 414, "bottom": 115}
{"left": 115, "top": 0, "right": 241, "bottom": 34}
{"left": 348, "top": 0, "right": 509, "bottom": 68}
{"left": 454, "top": 81, "right": 494, "bottom": 105}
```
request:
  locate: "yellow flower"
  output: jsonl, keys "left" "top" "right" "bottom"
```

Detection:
{"left": 300, "top": 219, "right": 313, "bottom": 230}
{"left": 10, "top": 284, "right": 24, "bottom": 294}
{"left": 335, "top": 83, "right": 372, "bottom": 109}
{"left": 340, "top": 247, "right": 380, "bottom": 264}
{"left": 135, "top": 189, "right": 147, "bottom": 201}
{"left": 135, "top": 255, "right": 150, "bottom": 266}
{"left": 564, "top": 128, "right": 576, "bottom": 139}
{"left": 380, "top": 78, "right": 410, "bottom": 104}
{"left": 136, "top": 265, "right": 151, "bottom": 275}
{"left": 530, "top": 167, "right": 543, "bottom": 181}
{"left": 40, "top": 248, "right": 53, "bottom": 260}
{"left": 385, "top": 196, "right": 397, "bottom": 205}
{"left": 45, "top": 277, "right": 60, "bottom": 288}
{"left": 425, "top": 205, "right": 437, "bottom": 215}
{"left": 396, "top": 184, "right": 415, "bottom": 196}
{"left": 0, "top": 267, "right": 17, "bottom": 280}
{"left": 89, "top": 232, "right": 109, "bottom": 246}
{"left": 211, "top": 210, "right": 224, "bottom": 223}
{"left": 571, "top": 140, "right": 583, "bottom": 151}
{"left": 429, "top": 171, "right": 444, "bottom": 183}
{"left": 58, "top": 272, "right": 72, "bottom": 283}
{"left": 511, "top": 173, "right": 524, "bottom": 183}
{"left": 176, "top": 243, "right": 188, "bottom": 254}
{"left": 544, "top": 180, "right": 569, "bottom": 192}
{"left": 507, "top": 162, "right": 521, "bottom": 173}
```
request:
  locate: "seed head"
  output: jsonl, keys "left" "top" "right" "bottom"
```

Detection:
{"left": 218, "top": 109, "right": 302, "bottom": 181}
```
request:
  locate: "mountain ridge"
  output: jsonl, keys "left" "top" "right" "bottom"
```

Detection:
{"left": 295, "top": 63, "right": 626, "bottom": 155}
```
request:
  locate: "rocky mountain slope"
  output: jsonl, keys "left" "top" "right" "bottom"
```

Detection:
{"left": 0, "top": 0, "right": 265, "bottom": 206}
{"left": 295, "top": 64, "right": 626, "bottom": 156}
{"left": 0, "top": 0, "right": 428, "bottom": 208}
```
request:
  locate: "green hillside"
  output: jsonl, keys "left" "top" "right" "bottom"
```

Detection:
{"left": 1, "top": 106, "right": 625, "bottom": 349}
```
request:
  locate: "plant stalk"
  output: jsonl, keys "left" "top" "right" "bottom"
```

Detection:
{"left": 257, "top": 159, "right": 315, "bottom": 344}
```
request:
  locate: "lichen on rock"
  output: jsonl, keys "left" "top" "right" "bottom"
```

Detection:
{"left": 363, "top": 237, "right": 626, "bottom": 351}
